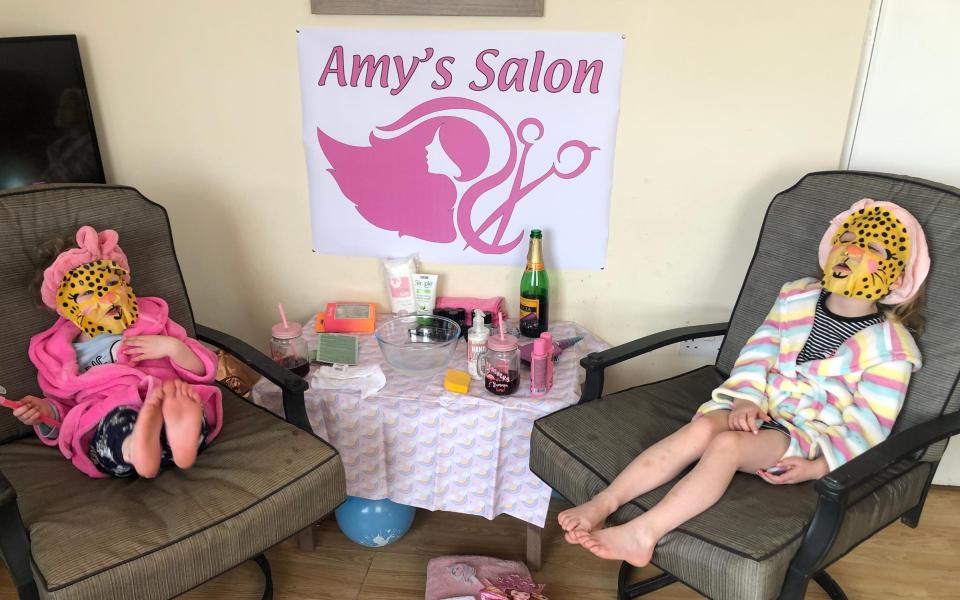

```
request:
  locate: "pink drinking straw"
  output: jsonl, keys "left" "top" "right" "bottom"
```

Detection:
{"left": 497, "top": 311, "right": 505, "bottom": 341}
{"left": 276, "top": 303, "right": 303, "bottom": 363}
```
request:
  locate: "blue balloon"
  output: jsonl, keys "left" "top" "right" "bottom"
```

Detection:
{"left": 335, "top": 496, "right": 416, "bottom": 547}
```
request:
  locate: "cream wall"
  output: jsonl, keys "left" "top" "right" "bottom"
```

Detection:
{"left": 3, "top": 1, "right": 872, "bottom": 392}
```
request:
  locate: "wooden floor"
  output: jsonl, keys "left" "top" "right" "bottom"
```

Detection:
{"left": 2, "top": 488, "right": 958, "bottom": 599}
{"left": 196, "top": 487, "right": 960, "bottom": 599}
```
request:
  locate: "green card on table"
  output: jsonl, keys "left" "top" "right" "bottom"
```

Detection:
{"left": 315, "top": 333, "right": 359, "bottom": 365}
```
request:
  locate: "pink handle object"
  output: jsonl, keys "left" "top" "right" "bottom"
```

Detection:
{"left": 0, "top": 397, "right": 61, "bottom": 428}
{"left": 519, "top": 336, "right": 583, "bottom": 363}
{"left": 436, "top": 296, "right": 504, "bottom": 325}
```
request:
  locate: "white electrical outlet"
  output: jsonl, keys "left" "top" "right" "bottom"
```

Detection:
{"left": 679, "top": 336, "right": 723, "bottom": 356}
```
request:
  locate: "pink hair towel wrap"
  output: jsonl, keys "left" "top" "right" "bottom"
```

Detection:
{"left": 40, "top": 226, "right": 131, "bottom": 309}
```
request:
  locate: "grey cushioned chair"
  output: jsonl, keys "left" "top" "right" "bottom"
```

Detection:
{"left": 531, "top": 171, "right": 960, "bottom": 600}
{"left": 0, "top": 184, "right": 346, "bottom": 599}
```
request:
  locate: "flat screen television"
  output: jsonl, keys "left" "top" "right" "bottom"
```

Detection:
{"left": 0, "top": 34, "right": 106, "bottom": 190}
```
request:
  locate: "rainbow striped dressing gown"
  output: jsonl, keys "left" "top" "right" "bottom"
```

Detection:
{"left": 696, "top": 278, "right": 922, "bottom": 470}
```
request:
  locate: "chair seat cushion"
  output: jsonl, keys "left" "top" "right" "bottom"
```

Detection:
{"left": 0, "top": 386, "right": 345, "bottom": 599}
{"left": 531, "top": 365, "right": 931, "bottom": 600}
{"left": 533, "top": 366, "right": 821, "bottom": 558}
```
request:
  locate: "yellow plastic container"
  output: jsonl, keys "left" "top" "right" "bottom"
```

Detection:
{"left": 443, "top": 369, "right": 471, "bottom": 394}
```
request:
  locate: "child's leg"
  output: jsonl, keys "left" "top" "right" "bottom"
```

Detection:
{"left": 160, "top": 379, "right": 204, "bottom": 469}
{"left": 558, "top": 411, "right": 730, "bottom": 535}
{"left": 120, "top": 384, "right": 166, "bottom": 478}
{"left": 570, "top": 429, "right": 789, "bottom": 567}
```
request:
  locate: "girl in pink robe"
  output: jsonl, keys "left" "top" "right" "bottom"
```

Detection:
{"left": 13, "top": 226, "right": 222, "bottom": 479}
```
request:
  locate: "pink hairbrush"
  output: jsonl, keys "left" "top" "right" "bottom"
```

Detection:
{"left": 519, "top": 336, "right": 582, "bottom": 364}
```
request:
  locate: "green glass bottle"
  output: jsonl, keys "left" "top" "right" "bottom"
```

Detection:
{"left": 519, "top": 229, "right": 549, "bottom": 337}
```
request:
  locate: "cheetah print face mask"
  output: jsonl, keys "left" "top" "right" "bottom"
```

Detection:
{"left": 56, "top": 260, "right": 139, "bottom": 336}
{"left": 821, "top": 205, "right": 910, "bottom": 301}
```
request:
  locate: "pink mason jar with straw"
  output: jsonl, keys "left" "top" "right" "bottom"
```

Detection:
{"left": 270, "top": 303, "right": 309, "bottom": 377}
{"left": 481, "top": 312, "right": 519, "bottom": 395}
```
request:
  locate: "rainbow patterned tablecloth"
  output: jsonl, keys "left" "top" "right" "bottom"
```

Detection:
{"left": 251, "top": 320, "right": 608, "bottom": 527}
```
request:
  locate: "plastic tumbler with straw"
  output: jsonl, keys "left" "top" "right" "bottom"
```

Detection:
{"left": 270, "top": 303, "right": 309, "bottom": 377}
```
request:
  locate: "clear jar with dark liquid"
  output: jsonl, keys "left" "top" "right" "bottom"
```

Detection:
{"left": 480, "top": 332, "right": 520, "bottom": 396}
{"left": 271, "top": 322, "right": 310, "bottom": 377}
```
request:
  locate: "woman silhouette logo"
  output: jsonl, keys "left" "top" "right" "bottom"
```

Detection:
{"left": 317, "top": 97, "right": 597, "bottom": 254}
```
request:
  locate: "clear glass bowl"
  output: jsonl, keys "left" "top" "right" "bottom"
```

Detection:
{"left": 375, "top": 315, "right": 461, "bottom": 376}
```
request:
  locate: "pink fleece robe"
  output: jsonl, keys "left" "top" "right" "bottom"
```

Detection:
{"left": 28, "top": 297, "right": 223, "bottom": 478}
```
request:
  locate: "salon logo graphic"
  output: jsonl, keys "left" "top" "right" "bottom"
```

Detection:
{"left": 316, "top": 97, "right": 598, "bottom": 255}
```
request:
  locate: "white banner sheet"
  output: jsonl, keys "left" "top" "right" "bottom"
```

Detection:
{"left": 299, "top": 28, "right": 623, "bottom": 269}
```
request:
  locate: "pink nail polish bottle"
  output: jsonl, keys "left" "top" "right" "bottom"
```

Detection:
{"left": 530, "top": 338, "right": 549, "bottom": 397}
{"left": 540, "top": 331, "right": 554, "bottom": 391}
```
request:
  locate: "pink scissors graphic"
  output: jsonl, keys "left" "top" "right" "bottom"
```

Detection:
{"left": 471, "top": 117, "right": 598, "bottom": 249}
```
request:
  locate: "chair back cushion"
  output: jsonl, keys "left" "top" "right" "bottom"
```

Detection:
{"left": 716, "top": 171, "right": 960, "bottom": 460}
{"left": 0, "top": 184, "right": 195, "bottom": 442}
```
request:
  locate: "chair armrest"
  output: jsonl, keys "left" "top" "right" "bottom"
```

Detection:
{"left": 579, "top": 322, "right": 729, "bottom": 402}
{"left": 195, "top": 324, "right": 312, "bottom": 433}
{"left": 815, "top": 410, "right": 960, "bottom": 502}
{"left": 0, "top": 468, "right": 37, "bottom": 597}
{"left": 783, "top": 411, "right": 960, "bottom": 594}
{"left": 0, "top": 469, "right": 15, "bottom": 508}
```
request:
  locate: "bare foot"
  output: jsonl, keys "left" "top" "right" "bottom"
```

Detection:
{"left": 558, "top": 494, "right": 618, "bottom": 535}
{"left": 161, "top": 380, "right": 203, "bottom": 469}
{"left": 125, "top": 385, "right": 165, "bottom": 478}
{"left": 570, "top": 521, "right": 658, "bottom": 567}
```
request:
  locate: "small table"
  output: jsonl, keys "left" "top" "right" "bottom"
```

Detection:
{"left": 251, "top": 317, "right": 609, "bottom": 568}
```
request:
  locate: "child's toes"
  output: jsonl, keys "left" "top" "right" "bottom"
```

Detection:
{"left": 567, "top": 529, "right": 589, "bottom": 544}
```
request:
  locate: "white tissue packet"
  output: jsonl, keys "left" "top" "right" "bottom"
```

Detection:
{"left": 382, "top": 254, "right": 419, "bottom": 315}
{"left": 309, "top": 364, "right": 386, "bottom": 399}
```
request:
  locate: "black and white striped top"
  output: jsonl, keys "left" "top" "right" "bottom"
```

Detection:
{"left": 796, "top": 291, "right": 885, "bottom": 364}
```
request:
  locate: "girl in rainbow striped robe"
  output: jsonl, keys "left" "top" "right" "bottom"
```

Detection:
{"left": 560, "top": 199, "right": 929, "bottom": 568}
{"left": 695, "top": 276, "right": 921, "bottom": 471}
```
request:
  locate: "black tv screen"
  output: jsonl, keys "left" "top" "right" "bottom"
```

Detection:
{"left": 0, "top": 35, "right": 105, "bottom": 190}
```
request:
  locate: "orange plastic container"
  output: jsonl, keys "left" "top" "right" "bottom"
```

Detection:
{"left": 315, "top": 302, "right": 377, "bottom": 333}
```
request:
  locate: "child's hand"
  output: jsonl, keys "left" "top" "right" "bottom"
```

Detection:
{"left": 12, "top": 396, "right": 55, "bottom": 427}
{"left": 124, "top": 335, "right": 206, "bottom": 376}
{"left": 123, "top": 335, "right": 185, "bottom": 364}
{"left": 728, "top": 399, "right": 770, "bottom": 434}
{"left": 756, "top": 457, "right": 829, "bottom": 485}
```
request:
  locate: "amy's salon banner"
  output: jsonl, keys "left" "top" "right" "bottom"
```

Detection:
{"left": 299, "top": 28, "right": 623, "bottom": 269}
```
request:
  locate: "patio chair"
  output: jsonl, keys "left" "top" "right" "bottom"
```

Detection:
{"left": 531, "top": 171, "right": 960, "bottom": 599}
{"left": 0, "top": 184, "right": 346, "bottom": 599}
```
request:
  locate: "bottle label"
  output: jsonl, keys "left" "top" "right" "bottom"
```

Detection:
{"left": 531, "top": 355, "right": 548, "bottom": 395}
{"left": 468, "top": 340, "right": 486, "bottom": 362}
{"left": 334, "top": 303, "right": 371, "bottom": 319}
{"left": 519, "top": 297, "right": 540, "bottom": 327}
{"left": 467, "top": 343, "right": 486, "bottom": 379}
